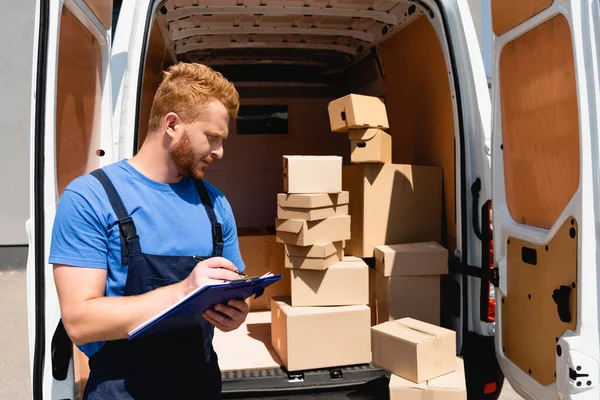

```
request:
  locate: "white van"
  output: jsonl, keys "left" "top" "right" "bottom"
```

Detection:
{"left": 26, "top": 0, "right": 598, "bottom": 399}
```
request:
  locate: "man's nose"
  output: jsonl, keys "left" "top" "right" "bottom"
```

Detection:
{"left": 212, "top": 144, "right": 224, "bottom": 160}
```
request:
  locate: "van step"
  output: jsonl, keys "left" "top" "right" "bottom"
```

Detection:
{"left": 221, "top": 363, "right": 389, "bottom": 398}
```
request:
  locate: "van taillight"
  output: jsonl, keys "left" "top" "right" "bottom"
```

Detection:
{"left": 486, "top": 201, "right": 496, "bottom": 322}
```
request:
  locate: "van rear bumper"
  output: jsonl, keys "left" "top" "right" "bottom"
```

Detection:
{"left": 221, "top": 363, "right": 389, "bottom": 399}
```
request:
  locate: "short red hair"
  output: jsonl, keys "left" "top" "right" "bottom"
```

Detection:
{"left": 148, "top": 62, "right": 239, "bottom": 131}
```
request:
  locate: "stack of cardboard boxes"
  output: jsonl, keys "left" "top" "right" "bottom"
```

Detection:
{"left": 270, "top": 155, "right": 372, "bottom": 372}
{"left": 328, "top": 94, "right": 465, "bottom": 398}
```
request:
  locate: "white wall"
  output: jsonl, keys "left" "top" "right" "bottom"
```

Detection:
{"left": 467, "top": 0, "right": 493, "bottom": 79}
{"left": 0, "top": 0, "right": 35, "bottom": 246}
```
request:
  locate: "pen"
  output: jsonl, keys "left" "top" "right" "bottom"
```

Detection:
{"left": 193, "top": 255, "right": 246, "bottom": 277}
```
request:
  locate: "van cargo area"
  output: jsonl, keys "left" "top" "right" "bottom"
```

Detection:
{"left": 64, "top": 0, "right": 469, "bottom": 398}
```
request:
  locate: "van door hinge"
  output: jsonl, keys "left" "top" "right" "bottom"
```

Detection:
{"left": 449, "top": 256, "right": 499, "bottom": 287}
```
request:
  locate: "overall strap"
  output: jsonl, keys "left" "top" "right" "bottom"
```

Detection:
{"left": 90, "top": 169, "right": 142, "bottom": 265}
{"left": 193, "top": 180, "right": 224, "bottom": 257}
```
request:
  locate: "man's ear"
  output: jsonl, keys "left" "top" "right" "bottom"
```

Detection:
{"left": 164, "top": 112, "right": 180, "bottom": 138}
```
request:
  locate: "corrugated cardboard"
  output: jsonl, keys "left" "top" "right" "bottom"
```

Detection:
{"left": 238, "top": 233, "right": 290, "bottom": 311}
{"left": 277, "top": 204, "right": 349, "bottom": 222}
{"left": 271, "top": 297, "right": 371, "bottom": 371}
{"left": 389, "top": 357, "right": 467, "bottom": 400}
{"left": 277, "top": 192, "right": 349, "bottom": 209}
{"left": 285, "top": 241, "right": 344, "bottom": 258}
{"left": 342, "top": 164, "right": 442, "bottom": 258}
{"left": 283, "top": 155, "right": 342, "bottom": 194}
{"left": 328, "top": 94, "right": 390, "bottom": 133}
{"left": 285, "top": 242, "right": 344, "bottom": 270}
{"left": 291, "top": 256, "right": 369, "bottom": 306}
{"left": 375, "top": 271, "right": 440, "bottom": 326}
{"left": 275, "top": 215, "right": 351, "bottom": 246}
{"left": 375, "top": 242, "right": 448, "bottom": 277}
{"left": 349, "top": 128, "right": 392, "bottom": 164}
{"left": 371, "top": 318, "right": 456, "bottom": 383}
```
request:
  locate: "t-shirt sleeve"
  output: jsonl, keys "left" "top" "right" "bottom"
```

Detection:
{"left": 218, "top": 196, "right": 246, "bottom": 273}
{"left": 48, "top": 188, "right": 109, "bottom": 269}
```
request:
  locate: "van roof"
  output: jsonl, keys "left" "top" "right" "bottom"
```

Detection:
{"left": 158, "top": 0, "right": 424, "bottom": 78}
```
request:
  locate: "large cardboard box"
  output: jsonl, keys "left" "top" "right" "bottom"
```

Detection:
{"left": 375, "top": 242, "right": 448, "bottom": 277}
{"left": 277, "top": 204, "right": 349, "bottom": 222}
{"left": 328, "top": 94, "right": 390, "bottom": 133}
{"left": 389, "top": 357, "right": 467, "bottom": 400}
{"left": 291, "top": 256, "right": 369, "bottom": 306}
{"left": 271, "top": 297, "right": 371, "bottom": 371}
{"left": 371, "top": 318, "right": 456, "bottom": 383}
{"left": 349, "top": 128, "right": 392, "bottom": 164}
{"left": 375, "top": 272, "right": 440, "bottom": 326}
{"left": 342, "top": 164, "right": 442, "bottom": 258}
{"left": 283, "top": 155, "right": 342, "bottom": 194}
{"left": 276, "top": 215, "right": 351, "bottom": 246}
{"left": 238, "top": 232, "right": 290, "bottom": 311}
{"left": 285, "top": 241, "right": 344, "bottom": 270}
{"left": 277, "top": 192, "right": 349, "bottom": 209}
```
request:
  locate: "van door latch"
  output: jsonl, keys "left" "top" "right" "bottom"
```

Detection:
{"left": 449, "top": 256, "right": 499, "bottom": 287}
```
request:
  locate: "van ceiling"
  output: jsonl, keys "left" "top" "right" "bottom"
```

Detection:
{"left": 158, "top": 0, "right": 424, "bottom": 84}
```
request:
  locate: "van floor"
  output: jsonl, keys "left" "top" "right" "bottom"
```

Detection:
{"left": 213, "top": 311, "right": 282, "bottom": 372}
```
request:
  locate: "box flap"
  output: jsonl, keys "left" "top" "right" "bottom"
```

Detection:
{"left": 348, "top": 128, "right": 381, "bottom": 141}
{"left": 398, "top": 317, "right": 455, "bottom": 338}
{"left": 285, "top": 241, "right": 343, "bottom": 258}
{"left": 275, "top": 219, "right": 304, "bottom": 234}
{"left": 277, "top": 192, "right": 350, "bottom": 208}
{"left": 372, "top": 318, "right": 454, "bottom": 343}
{"left": 372, "top": 321, "right": 438, "bottom": 345}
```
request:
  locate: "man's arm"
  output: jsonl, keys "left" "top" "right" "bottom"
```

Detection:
{"left": 54, "top": 257, "right": 240, "bottom": 346}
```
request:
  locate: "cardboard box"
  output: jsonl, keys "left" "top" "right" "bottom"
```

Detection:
{"left": 276, "top": 215, "right": 351, "bottom": 246}
{"left": 277, "top": 191, "right": 349, "bottom": 209}
{"left": 283, "top": 155, "right": 342, "bottom": 194}
{"left": 349, "top": 128, "right": 392, "bottom": 164}
{"left": 389, "top": 357, "right": 467, "bottom": 400}
{"left": 375, "top": 242, "right": 448, "bottom": 277}
{"left": 291, "top": 256, "right": 369, "bottom": 306}
{"left": 238, "top": 232, "right": 290, "bottom": 311}
{"left": 277, "top": 204, "right": 349, "bottom": 222}
{"left": 371, "top": 318, "right": 456, "bottom": 383}
{"left": 375, "top": 272, "right": 440, "bottom": 326}
{"left": 271, "top": 297, "right": 371, "bottom": 371}
{"left": 285, "top": 241, "right": 344, "bottom": 270}
{"left": 342, "top": 164, "right": 442, "bottom": 258}
{"left": 328, "top": 94, "right": 390, "bottom": 133}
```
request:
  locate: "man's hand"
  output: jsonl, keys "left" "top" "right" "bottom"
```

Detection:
{"left": 203, "top": 299, "right": 250, "bottom": 332}
{"left": 183, "top": 257, "right": 241, "bottom": 293}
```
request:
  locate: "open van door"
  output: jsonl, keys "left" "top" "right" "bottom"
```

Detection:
{"left": 27, "top": 0, "right": 115, "bottom": 398}
{"left": 490, "top": 1, "right": 600, "bottom": 399}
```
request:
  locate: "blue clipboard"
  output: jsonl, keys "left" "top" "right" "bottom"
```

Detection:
{"left": 128, "top": 274, "right": 283, "bottom": 340}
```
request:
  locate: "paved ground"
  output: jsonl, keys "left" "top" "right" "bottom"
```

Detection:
{"left": 0, "top": 270, "right": 523, "bottom": 399}
{"left": 0, "top": 270, "right": 32, "bottom": 400}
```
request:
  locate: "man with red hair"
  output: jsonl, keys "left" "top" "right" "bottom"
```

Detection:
{"left": 50, "top": 62, "right": 248, "bottom": 399}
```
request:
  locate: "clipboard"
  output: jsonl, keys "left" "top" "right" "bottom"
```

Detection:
{"left": 128, "top": 273, "right": 283, "bottom": 340}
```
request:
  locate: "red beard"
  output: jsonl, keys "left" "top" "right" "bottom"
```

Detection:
{"left": 169, "top": 132, "right": 213, "bottom": 180}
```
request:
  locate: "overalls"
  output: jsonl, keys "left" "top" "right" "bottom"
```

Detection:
{"left": 82, "top": 169, "right": 224, "bottom": 399}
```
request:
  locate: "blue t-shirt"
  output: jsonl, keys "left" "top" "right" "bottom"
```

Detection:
{"left": 48, "top": 159, "right": 245, "bottom": 357}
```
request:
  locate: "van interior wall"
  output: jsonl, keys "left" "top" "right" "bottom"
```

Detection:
{"left": 56, "top": 7, "right": 102, "bottom": 195}
{"left": 205, "top": 95, "right": 350, "bottom": 230}
{"left": 137, "top": 19, "right": 174, "bottom": 149}
{"left": 377, "top": 15, "right": 457, "bottom": 252}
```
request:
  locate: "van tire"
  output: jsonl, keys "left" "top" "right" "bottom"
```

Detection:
{"left": 463, "top": 331, "right": 504, "bottom": 400}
